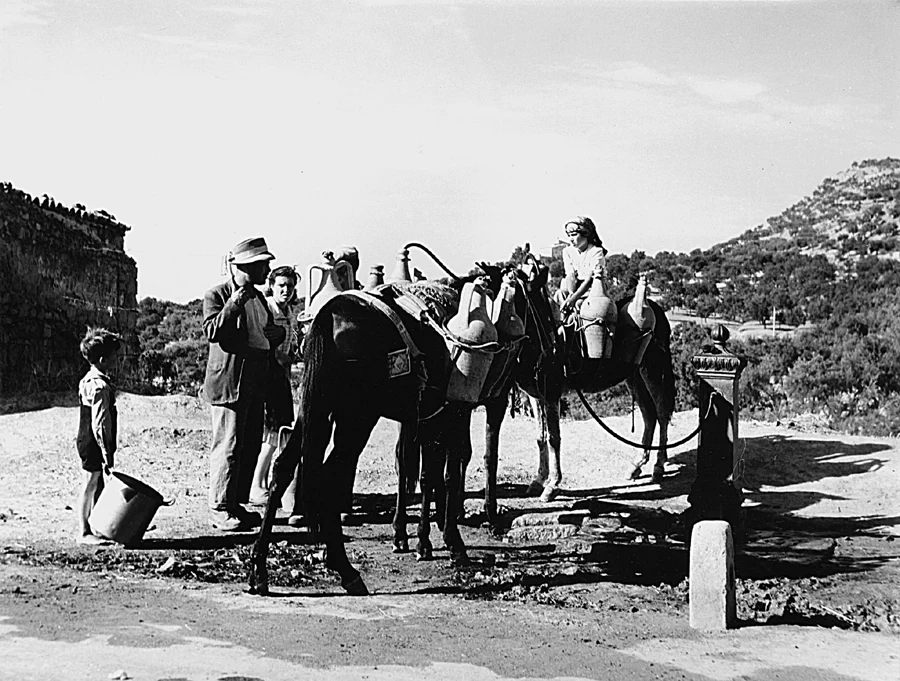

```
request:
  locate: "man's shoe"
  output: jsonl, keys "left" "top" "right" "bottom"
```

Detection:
{"left": 234, "top": 506, "right": 261, "bottom": 527}
{"left": 209, "top": 510, "right": 244, "bottom": 532}
{"left": 247, "top": 492, "right": 269, "bottom": 508}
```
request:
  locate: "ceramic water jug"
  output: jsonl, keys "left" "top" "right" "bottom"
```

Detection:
{"left": 579, "top": 276, "right": 617, "bottom": 359}
{"left": 491, "top": 283, "right": 526, "bottom": 339}
{"left": 446, "top": 282, "right": 498, "bottom": 402}
{"left": 305, "top": 260, "right": 355, "bottom": 320}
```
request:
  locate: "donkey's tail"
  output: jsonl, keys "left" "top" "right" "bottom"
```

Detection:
{"left": 297, "top": 309, "right": 334, "bottom": 530}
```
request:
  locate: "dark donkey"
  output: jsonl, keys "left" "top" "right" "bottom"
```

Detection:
{"left": 477, "top": 259, "right": 676, "bottom": 520}
{"left": 247, "top": 277, "right": 507, "bottom": 595}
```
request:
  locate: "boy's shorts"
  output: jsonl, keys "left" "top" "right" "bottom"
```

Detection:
{"left": 79, "top": 448, "right": 111, "bottom": 473}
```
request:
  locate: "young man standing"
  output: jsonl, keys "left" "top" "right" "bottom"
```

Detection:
{"left": 202, "top": 237, "right": 286, "bottom": 531}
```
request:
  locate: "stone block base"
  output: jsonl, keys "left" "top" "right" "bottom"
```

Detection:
{"left": 689, "top": 520, "right": 736, "bottom": 630}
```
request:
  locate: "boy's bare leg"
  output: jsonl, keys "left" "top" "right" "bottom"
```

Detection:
{"left": 249, "top": 441, "right": 277, "bottom": 504}
{"left": 76, "top": 470, "right": 111, "bottom": 545}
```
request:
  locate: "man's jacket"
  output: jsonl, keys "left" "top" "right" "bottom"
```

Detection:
{"left": 202, "top": 279, "right": 281, "bottom": 405}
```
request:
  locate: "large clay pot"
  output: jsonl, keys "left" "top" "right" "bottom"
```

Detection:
{"left": 305, "top": 260, "right": 355, "bottom": 320}
{"left": 446, "top": 282, "right": 498, "bottom": 403}
{"left": 364, "top": 265, "right": 385, "bottom": 291}
{"left": 579, "top": 277, "right": 617, "bottom": 359}
{"left": 491, "top": 283, "right": 526, "bottom": 339}
{"left": 614, "top": 275, "right": 656, "bottom": 364}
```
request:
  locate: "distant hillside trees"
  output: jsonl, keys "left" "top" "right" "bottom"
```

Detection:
{"left": 135, "top": 297, "right": 205, "bottom": 393}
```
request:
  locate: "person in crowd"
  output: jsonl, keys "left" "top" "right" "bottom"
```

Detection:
{"left": 75, "top": 327, "right": 121, "bottom": 545}
{"left": 556, "top": 216, "right": 609, "bottom": 319}
{"left": 202, "top": 237, "right": 286, "bottom": 532}
{"left": 248, "top": 265, "right": 301, "bottom": 508}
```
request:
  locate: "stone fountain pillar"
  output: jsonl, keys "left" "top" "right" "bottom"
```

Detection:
{"left": 686, "top": 324, "right": 747, "bottom": 536}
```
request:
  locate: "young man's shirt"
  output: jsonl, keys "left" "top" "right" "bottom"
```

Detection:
{"left": 78, "top": 365, "right": 117, "bottom": 464}
{"left": 244, "top": 295, "right": 271, "bottom": 351}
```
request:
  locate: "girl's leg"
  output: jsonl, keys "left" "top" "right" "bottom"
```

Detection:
{"left": 249, "top": 441, "right": 277, "bottom": 503}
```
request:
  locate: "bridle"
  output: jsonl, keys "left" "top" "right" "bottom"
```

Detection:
{"left": 512, "top": 256, "right": 562, "bottom": 395}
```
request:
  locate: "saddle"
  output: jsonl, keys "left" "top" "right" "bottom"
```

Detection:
{"left": 345, "top": 283, "right": 459, "bottom": 418}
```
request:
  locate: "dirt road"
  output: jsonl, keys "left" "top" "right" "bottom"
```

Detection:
{"left": 1, "top": 393, "right": 898, "bottom": 680}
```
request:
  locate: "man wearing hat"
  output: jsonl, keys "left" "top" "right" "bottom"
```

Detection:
{"left": 202, "top": 237, "right": 286, "bottom": 531}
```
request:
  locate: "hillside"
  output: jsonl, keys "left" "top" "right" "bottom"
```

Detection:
{"left": 722, "top": 157, "right": 900, "bottom": 267}
{"left": 517, "top": 158, "right": 900, "bottom": 434}
{"left": 600, "top": 158, "right": 900, "bottom": 326}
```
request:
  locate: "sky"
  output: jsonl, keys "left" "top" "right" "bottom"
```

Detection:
{"left": 1, "top": 0, "right": 897, "bottom": 303}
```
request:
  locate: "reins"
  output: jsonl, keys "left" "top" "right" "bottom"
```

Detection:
{"left": 574, "top": 386, "right": 706, "bottom": 450}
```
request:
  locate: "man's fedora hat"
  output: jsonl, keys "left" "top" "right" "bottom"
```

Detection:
{"left": 229, "top": 237, "right": 276, "bottom": 265}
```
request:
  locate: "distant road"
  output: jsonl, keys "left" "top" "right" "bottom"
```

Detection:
{"left": 665, "top": 308, "right": 814, "bottom": 339}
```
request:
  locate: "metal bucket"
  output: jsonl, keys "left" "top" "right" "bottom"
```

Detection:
{"left": 89, "top": 472, "right": 171, "bottom": 546}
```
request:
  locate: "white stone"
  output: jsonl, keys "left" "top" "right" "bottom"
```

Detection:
{"left": 689, "top": 520, "right": 736, "bottom": 630}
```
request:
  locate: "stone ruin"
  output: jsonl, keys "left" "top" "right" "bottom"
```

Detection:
{"left": 0, "top": 183, "right": 138, "bottom": 396}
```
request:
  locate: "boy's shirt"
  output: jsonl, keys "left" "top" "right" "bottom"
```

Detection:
{"left": 77, "top": 365, "right": 117, "bottom": 465}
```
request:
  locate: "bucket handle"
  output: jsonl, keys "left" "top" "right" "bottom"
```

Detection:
{"left": 119, "top": 485, "right": 175, "bottom": 506}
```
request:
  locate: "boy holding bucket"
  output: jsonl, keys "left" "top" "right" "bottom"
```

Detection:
{"left": 75, "top": 327, "right": 120, "bottom": 545}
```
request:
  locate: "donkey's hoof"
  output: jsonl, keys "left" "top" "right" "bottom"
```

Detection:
{"left": 416, "top": 545, "right": 433, "bottom": 562}
{"left": 629, "top": 466, "right": 643, "bottom": 480}
{"left": 526, "top": 480, "right": 545, "bottom": 496}
{"left": 342, "top": 575, "right": 369, "bottom": 596}
{"left": 539, "top": 486, "right": 559, "bottom": 503}
{"left": 246, "top": 580, "right": 269, "bottom": 597}
{"left": 652, "top": 466, "right": 665, "bottom": 483}
{"left": 392, "top": 538, "right": 410, "bottom": 554}
{"left": 450, "top": 551, "right": 470, "bottom": 567}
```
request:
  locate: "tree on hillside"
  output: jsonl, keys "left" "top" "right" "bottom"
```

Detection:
{"left": 135, "top": 297, "right": 206, "bottom": 393}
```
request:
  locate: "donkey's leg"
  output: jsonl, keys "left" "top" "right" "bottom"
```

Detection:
{"left": 392, "top": 421, "right": 416, "bottom": 553}
{"left": 456, "top": 407, "right": 473, "bottom": 523}
{"left": 540, "top": 398, "right": 562, "bottom": 502}
{"left": 320, "top": 410, "right": 378, "bottom": 595}
{"left": 528, "top": 395, "right": 550, "bottom": 496}
{"left": 248, "top": 427, "right": 305, "bottom": 596}
{"left": 416, "top": 423, "right": 441, "bottom": 561}
{"left": 643, "top": 361, "right": 674, "bottom": 483}
{"left": 442, "top": 406, "right": 471, "bottom": 565}
{"left": 653, "top": 416, "right": 669, "bottom": 483}
{"left": 483, "top": 393, "right": 508, "bottom": 524}
{"left": 628, "top": 376, "right": 658, "bottom": 481}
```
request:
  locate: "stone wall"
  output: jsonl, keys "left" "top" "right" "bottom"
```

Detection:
{"left": 0, "top": 183, "right": 139, "bottom": 395}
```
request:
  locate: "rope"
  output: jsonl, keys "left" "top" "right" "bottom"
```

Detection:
{"left": 574, "top": 386, "right": 704, "bottom": 450}
{"left": 435, "top": 321, "right": 503, "bottom": 354}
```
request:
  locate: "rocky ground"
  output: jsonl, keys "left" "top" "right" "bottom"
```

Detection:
{"left": 0, "top": 392, "right": 898, "bottom": 679}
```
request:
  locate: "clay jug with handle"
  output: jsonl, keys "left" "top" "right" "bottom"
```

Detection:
{"left": 446, "top": 282, "right": 498, "bottom": 402}
{"left": 579, "top": 275, "right": 617, "bottom": 359}
{"left": 491, "top": 283, "right": 526, "bottom": 339}
{"left": 613, "top": 274, "right": 657, "bottom": 364}
{"left": 304, "top": 260, "right": 354, "bottom": 321}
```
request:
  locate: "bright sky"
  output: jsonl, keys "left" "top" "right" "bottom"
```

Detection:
{"left": 1, "top": 1, "right": 897, "bottom": 303}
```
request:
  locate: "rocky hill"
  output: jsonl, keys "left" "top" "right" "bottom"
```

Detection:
{"left": 601, "top": 158, "right": 900, "bottom": 326}
{"left": 718, "top": 157, "right": 900, "bottom": 269}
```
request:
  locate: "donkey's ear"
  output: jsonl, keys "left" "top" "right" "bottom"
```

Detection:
{"left": 532, "top": 263, "right": 549, "bottom": 289}
{"left": 476, "top": 261, "right": 500, "bottom": 274}
{"left": 475, "top": 261, "right": 504, "bottom": 282}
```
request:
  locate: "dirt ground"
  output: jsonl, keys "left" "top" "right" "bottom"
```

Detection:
{"left": 1, "top": 392, "right": 899, "bottom": 680}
